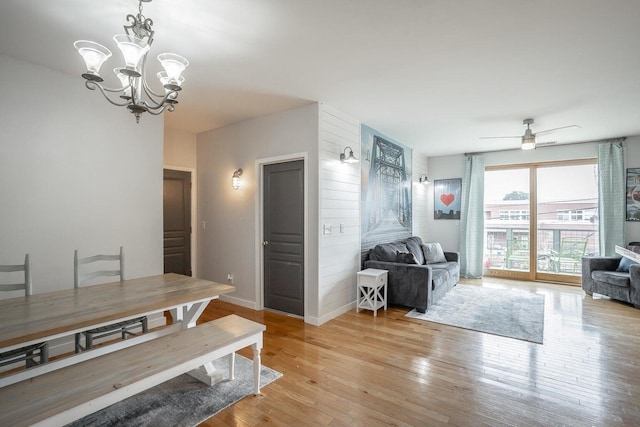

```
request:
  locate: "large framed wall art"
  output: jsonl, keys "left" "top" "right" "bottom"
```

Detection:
{"left": 626, "top": 167, "right": 640, "bottom": 221}
{"left": 361, "top": 124, "right": 412, "bottom": 251}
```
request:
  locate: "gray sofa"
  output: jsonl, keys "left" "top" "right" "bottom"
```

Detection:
{"left": 581, "top": 255, "right": 640, "bottom": 308}
{"left": 363, "top": 236, "right": 459, "bottom": 313}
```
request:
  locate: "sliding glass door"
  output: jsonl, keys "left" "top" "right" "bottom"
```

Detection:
{"left": 483, "top": 160, "right": 599, "bottom": 284}
{"left": 484, "top": 168, "right": 532, "bottom": 279}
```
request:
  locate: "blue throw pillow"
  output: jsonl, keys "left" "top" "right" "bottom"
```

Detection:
{"left": 616, "top": 256, "right": 639, "bottom": 272}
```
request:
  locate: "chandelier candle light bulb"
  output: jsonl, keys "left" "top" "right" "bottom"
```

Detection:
{"left": 74, "top": 0, "right": 188, "bottom": 123}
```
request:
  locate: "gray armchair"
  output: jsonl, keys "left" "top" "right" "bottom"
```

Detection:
{"left": 581, "top": 256, "right": 640, "bottom": 308}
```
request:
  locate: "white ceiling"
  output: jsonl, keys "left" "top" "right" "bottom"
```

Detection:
{"left": 2, "top": 0, "right": 640, "bottom": 156}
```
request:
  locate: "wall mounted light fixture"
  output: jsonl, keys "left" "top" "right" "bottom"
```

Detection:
{"left": 232, "top": 168, "right": 243, "bottom": 190}
{"left": 418, "top": 174, "right": 431, "bottom": 184}
{"left": 340, "top": 146, "right": 358, "bottom": 163}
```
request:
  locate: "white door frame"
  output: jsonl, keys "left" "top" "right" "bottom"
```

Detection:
{"left": 163, "top": 165, "right": 197, "bottom": 277}
{"left": 255, "top": 152, "right": 309, "bottom": 321}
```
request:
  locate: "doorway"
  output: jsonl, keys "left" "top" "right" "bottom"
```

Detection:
{"left": 262, "top": 160, "right": 305, "bottom": 316}
{"left": 163, "top": 169, "right": 192, "bottom": 276}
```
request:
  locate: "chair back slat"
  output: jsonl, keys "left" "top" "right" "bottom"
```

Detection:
{"left": 0, "top": 254, "right": 32, "bottom": 296}
{"left": 74, "top": 247, "right": 123, "bottom": 288}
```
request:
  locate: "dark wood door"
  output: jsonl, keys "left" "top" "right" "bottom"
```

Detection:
{"left": 163, "top": 169, "right": 191, "bottom": 276}
{"left": 263, "top": 160, "right": 304, "bottom": 316}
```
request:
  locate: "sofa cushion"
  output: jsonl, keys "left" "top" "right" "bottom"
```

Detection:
{"left": 592, "top": 270, "right": 631, "bottom": 288}
{"left": 430, "top": 267, "right": 450, "bottom": 290}
{"left": 373, "top": 242, "right": 410, "bottom": 262}
{"left": 404, "top": 237, "right": 425, "bottom": 265}
{"left": 422, "top": 242, "right": 447, "bottom": 264}
{"left": 396, "top": 251, "right": 419, "bottom": 264}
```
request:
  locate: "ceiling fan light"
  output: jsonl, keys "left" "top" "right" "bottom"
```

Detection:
{"left": 521, "top": 135, "right": 536, "bottom": 150}
{"left": 114, "top": 34, "right": 149, "bottom": 75}
{"left": 74, "top": 40, "right": 112, "bottom": 80}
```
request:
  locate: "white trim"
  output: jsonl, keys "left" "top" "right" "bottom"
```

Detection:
{"left": 255, "top": 152, "right": 309, "bottom": 323}
{"left": 219, "top": 294, "right": 258, "bottom": 310}
{"left": 163, "top": 165, "right": 197, "bottom": 277}
{"left": 314, "top": 301, "right": 356, "bottom": 326}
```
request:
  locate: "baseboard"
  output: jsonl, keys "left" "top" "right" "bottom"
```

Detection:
{"left": 219, "top": 294, "right": 258, "bottom": 310}
{"left": 309, "top": 301, "right": 356, "bottom": 326}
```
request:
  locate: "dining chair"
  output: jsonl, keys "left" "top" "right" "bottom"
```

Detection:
{"left": 74, "top": 247, "right": 148, "bottom": 352}
{"left": 0, "top": 254, "right": 49, "bottom": 369}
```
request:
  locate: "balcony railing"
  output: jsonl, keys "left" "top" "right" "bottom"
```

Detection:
{"left": 484, "top": 226, "right": 599, "bottom": 275}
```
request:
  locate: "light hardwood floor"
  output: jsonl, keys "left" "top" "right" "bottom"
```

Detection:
{"left": 198, "top": 278, "right": 640, "bottom": 426}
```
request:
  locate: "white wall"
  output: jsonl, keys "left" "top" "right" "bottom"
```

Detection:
{"left": 196, "top": 103, "right": 319, "bottom": 320}
{"left": 0, "top": 54, "right": 164, "bottom": 298}
{"left": 422, "top": 154, "right": 465, "bottom": 251}
{"left": 164, "top": 127, "right": 197, "bottom": 168}
{"left": 412, "top": 151, "right": 430, "bottom": 241}
{"left": 317, "top": 104, "right": 361, "bottom": 323}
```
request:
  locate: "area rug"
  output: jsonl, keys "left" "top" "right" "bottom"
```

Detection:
{"left": 66, "top": 355, "right": 282, "bottom": 427}
{"left": 406, "top": 285, "right": 545, "bottom": 343}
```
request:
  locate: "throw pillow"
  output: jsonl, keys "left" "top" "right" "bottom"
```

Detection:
{"left": 396, "top": 251, "right": 419, "bottom": 264}
{"left": 421, "top": 242, "right": 447, "bottom": 264}
{"left": 616, "top": 256, "right": 639, "bottom": 272}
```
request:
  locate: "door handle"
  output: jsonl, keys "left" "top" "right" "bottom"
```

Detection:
{"left": 262, "top": 241, "right": 269, "bottom": 246}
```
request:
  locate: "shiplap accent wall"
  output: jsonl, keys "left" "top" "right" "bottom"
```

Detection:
{"left": 412, "top": 152, "right": 430, "bottom": 241}
{"left": 317, "top": 104, "right": 361, "bottom": 323}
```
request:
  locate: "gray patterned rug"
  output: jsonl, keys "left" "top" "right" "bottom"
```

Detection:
{"left": 406, "top": 285, "right": 545, "bottom": 343}
{"left": 66, "top": 355, "right": 282, "bottom": 427}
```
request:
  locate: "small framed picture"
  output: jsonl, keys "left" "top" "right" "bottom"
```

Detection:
{"left": 626, "top": 168, "right": 640, "bottom": 221}
{"left": 434, "top": 178, "right": 462, "bottom": 220}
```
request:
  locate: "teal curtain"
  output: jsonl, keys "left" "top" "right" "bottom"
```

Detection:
{"left": 460, "top": 154, "right": 485, "bottom": 278}
{"left": 597, "top": 141, "right": 625, "bottom": 256}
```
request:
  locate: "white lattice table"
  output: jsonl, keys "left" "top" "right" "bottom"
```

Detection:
{"left": 356, "top": 268, "right": 388, "bottom": 317}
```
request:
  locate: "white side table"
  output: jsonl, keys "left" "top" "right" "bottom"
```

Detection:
{"left": 356, "top": 268, "right": 388, "bottom": 317}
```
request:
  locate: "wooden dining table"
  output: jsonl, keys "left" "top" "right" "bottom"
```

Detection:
{"left": 0, "top": 273, "right": 235, "bottom": 387}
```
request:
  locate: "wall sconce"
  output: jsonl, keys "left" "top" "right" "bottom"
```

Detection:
{"left": 418, "top": 174, "right": 430, "bottom": 184}
{"left": 232, "top": 168, "right": 243, "bottom": 190}
{"left": 340, "top": 146, "right": 358, "bottom": 163}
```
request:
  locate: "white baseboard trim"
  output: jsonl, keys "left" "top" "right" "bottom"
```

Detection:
{"left": 308, "top": 301, "right": 356, "bottom": 326}
{"left": 219, "top": 294, "right": 258, "bottom": 310}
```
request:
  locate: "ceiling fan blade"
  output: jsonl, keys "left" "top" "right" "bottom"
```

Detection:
{"left": 534, "top": 124, "right": 581, "bottom": 136}
{"left": 535, "top": 140, "right": 557, "bottom": 147}
{"left": 479, "top": 136, "right": 521, "bottom": 139}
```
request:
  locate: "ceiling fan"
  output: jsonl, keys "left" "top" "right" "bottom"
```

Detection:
{"left": 480, "top": 118, "right": 581, "bottom": 150}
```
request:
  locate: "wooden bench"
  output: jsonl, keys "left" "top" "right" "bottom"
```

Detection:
{"left": 0, "top": 314, "right": 265, "bottom": 427}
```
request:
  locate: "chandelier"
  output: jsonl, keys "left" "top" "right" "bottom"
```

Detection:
{"left": 74, "top": 0, "right": 188, "bottom": 123}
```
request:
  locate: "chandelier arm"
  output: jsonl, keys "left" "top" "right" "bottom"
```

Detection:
{"left": 143, "top": 100, "right": 176, "bottom": 114}
{"left": 142, "top": 78, "right": 170, "bottom": 101}
{"left": 144, "top": 106, "right": 168, "bottom": 115}
{"left": 139, "top": 90, "right": 178, "bottom": 112}
{"left": 137, "top": 54, "right": 167, "bottom": 101}
{"left": 86, "top": 81, "right": 132, "bottom": 107}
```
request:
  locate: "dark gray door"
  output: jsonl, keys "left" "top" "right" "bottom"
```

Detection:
{"left": 263, "top": 160, "right": 304, "bottom": 316}
{"left": 163, "top": 169, "right": 191, "bottom": 276}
